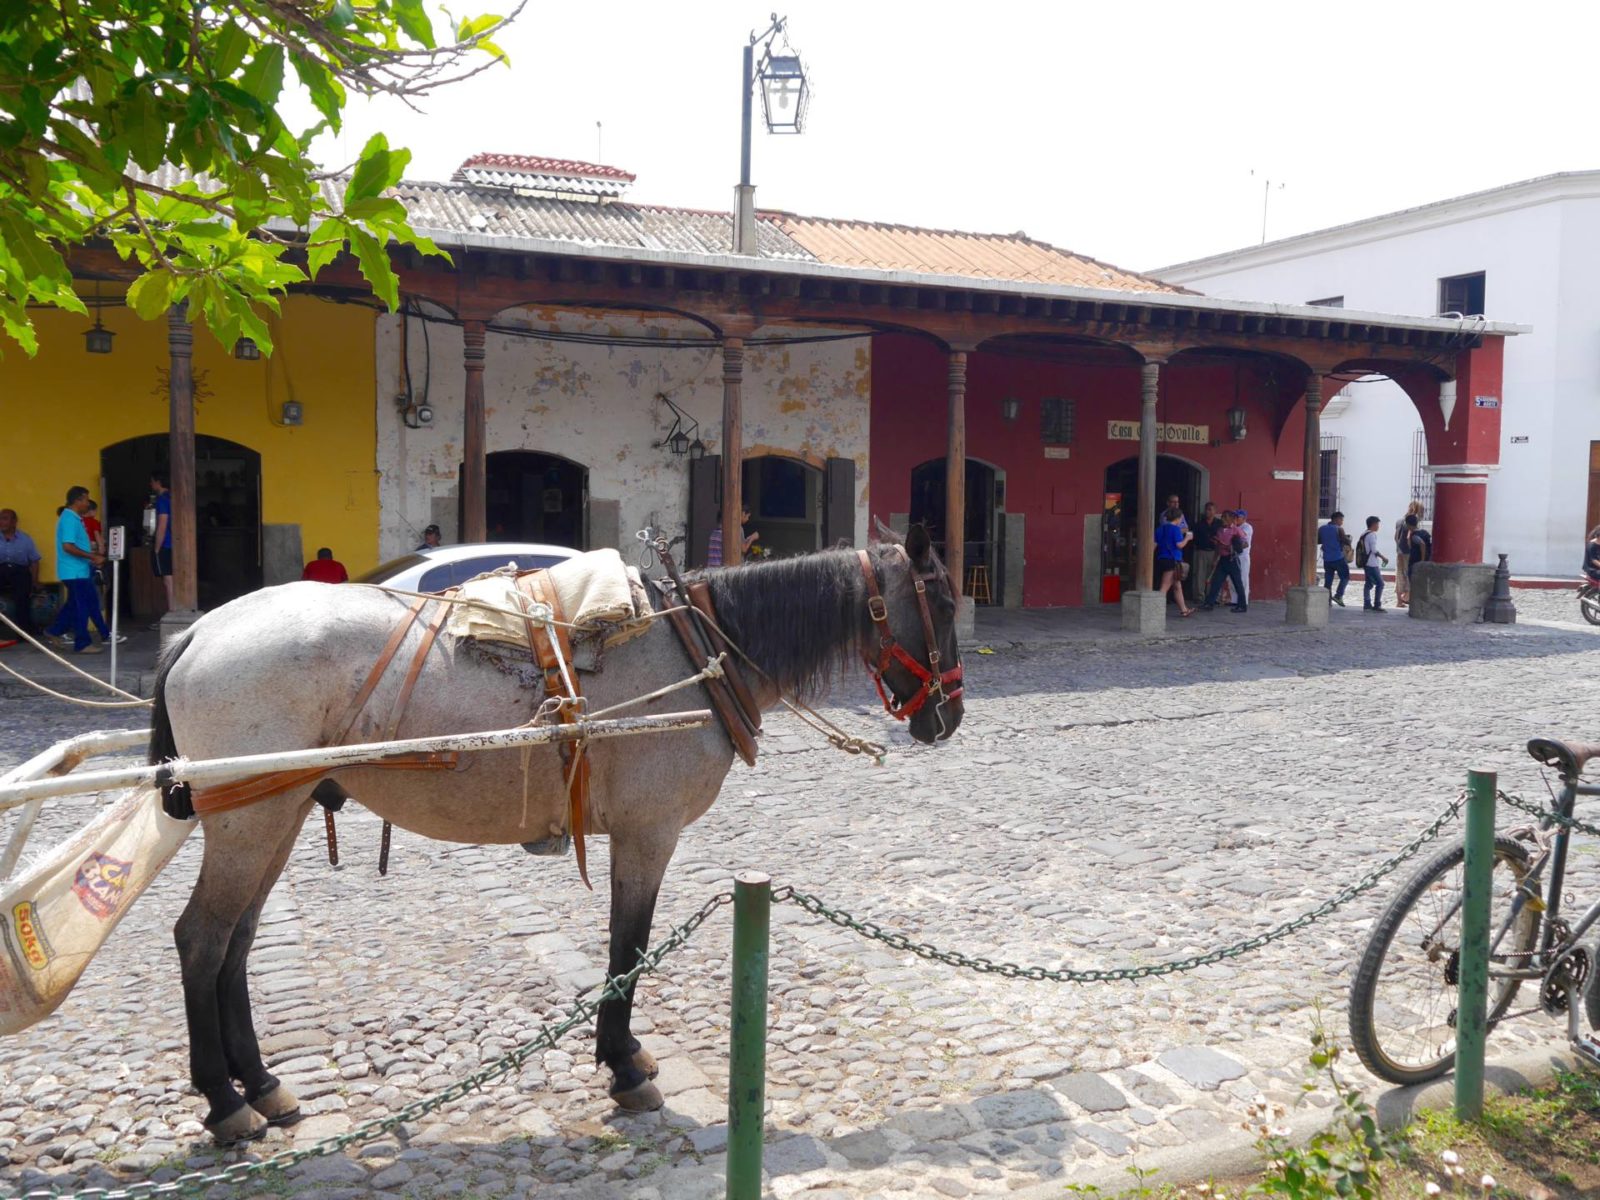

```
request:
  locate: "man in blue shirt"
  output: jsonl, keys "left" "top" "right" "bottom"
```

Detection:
{"left": 150, "top": 471, "right": 175, "bottom": 614}
{"left": 43, "top": 487, "right": 107, "bottom": 654}
{"left": 0, "top": 509, "right": 41, "bottom": 642}
{"left": 1318, "top": 511, "right": 1350, "bottom": 607}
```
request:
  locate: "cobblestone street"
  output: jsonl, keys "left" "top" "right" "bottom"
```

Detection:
{"left": 0, "top": 590, "right": 1597, "bottom": 1199}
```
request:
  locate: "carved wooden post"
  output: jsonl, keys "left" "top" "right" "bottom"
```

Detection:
{"left": 721, "top": 337, "right": 745, "bottom": 566}
{"left": 1136, "top": 360, "right": 1161, "bottom": 594}
{"left": 167, "top": 302, "right": 198, "bottom": 611}
{"left": 461, "top": 320, "right": 487, "bottom": 543}
{"left": 1300, "top": 376, "right": 1322, "bottom": 588}
{"left": 945, "top": 349, "right": 968, "bottom": 594}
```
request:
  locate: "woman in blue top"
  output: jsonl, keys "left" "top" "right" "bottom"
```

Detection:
{"left": 1155, "top": 511, "right": 1194, "bottom": 617}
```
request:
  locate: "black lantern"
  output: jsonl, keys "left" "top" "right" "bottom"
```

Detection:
{"left": 689, "top": 437, "right": 707, "bottom": 460}
{"left": 83, "top": 279, "right": 113, "bottom": 354}
{"left": 1227, "top": 405, "right": 1248, "bottom": 442}
{"left": 655, "top": 393, "right": 703, "bottom": 461}
{"left": 757, "top": 51, "right": 809, "bottom": 134}
{"left": 1001, "top": 397, "right": 1021, "bottom": 423}
{"left": 668, "top": 428, "right": 690, "bottom": 456}
{"left": 234, "top": 337, "right": 261, "bottom": 360}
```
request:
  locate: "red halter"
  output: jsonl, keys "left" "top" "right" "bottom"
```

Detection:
{"left": 857, "top": 547, "right": 964, "bottom": 720}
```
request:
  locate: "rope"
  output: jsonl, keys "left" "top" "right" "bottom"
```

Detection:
{"left": 0, "top": 660, "right": 153, "bottom": 708}
{"left": 0, "top": 611, "right": 151, "bottom": 706}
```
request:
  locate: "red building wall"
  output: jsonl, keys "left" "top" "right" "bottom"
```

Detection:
{"left": 869, "top": 335, "right": 1318, "bottom": 607}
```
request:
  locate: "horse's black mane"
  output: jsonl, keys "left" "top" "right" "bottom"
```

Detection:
{"left": 699, "top": 546, "right": 890, "bottom": 702}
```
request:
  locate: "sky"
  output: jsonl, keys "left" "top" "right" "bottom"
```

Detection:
{"left": 311, "top": 1, "right": 1600, "bottom": 274}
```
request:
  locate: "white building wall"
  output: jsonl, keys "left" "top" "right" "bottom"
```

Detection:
{"left": 1162, "top": 196, "right": 1578, "bottom": 574}
{"left": 373, "top": 308, "right": 870, "bottom": 561}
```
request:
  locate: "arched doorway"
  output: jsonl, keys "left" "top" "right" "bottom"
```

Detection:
{"left": 101, "top": 434, "right": 263, "bottom": 617}
{"left": 1102, "top": 454, "right": 1206, "bottom": 587}
{"left": 484, "top": 451, "right": 588, "bottom": 548}
{"left": 909, "top": 457, "right": 1004, "bottom": 602}
{"left": 741, "top": 454, "right": 823, "bottom": 558}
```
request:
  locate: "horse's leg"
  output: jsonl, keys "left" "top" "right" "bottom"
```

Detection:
{"left": 217, "top": 814, "right": 309, "bottom": 1126}
{"left": 175, "top": 803, "right": 307, "bottom": 1142}
{"left": 597, "top": 827, "right": 681, "bottom": 1112}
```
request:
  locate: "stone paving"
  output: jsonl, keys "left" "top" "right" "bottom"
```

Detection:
{"left": 0, "top": 587, "right": 1596, "bottom": 1198}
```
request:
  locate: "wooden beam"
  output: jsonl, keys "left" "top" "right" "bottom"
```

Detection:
{"left": 721, "top": 338, "right": 745, "bottom": 566}
{"left": 461, "top": 320, "right": 488, "bottom": 542}
{"left": 167, "top": 303, "right": 198, "bottom": 612}
{"left": 946, "top": 350, "right": 968, "bottom": 598}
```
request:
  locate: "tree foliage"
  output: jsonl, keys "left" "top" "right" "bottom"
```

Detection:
{"left": 0, "top": 1, "right": 518, "bottom": 355}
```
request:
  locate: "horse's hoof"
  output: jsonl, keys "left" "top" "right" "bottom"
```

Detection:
{"left": 248, "top": 1083, "right": 302, "bottom": 1127}
{"left": 629, "top": 1047, "right": 659, "bottom": 1080}
{"left": 610, "top": 1079, "right": 664, "bottom": 1112}
{"left": 207, "top": 1104, "right": 268, "bottom": 1145}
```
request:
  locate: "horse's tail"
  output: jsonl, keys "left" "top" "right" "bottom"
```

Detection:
{"left": 148, "top": 629, "right": 197, "bottom": 821}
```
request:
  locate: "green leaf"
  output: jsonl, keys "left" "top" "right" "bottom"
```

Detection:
{"left": 239, "top": 45, "right": 286, "bottom": 104}
{"left": 348, "top": 226, "right": 398, "bottom": 310}
{"left": 393, "top": 0, "right": 437, "bottom": 48}
{"left": 345, "top": 196, "right": 407, "bottom": 223}
{"left": 291, "top": 55, "right": 346, "bottom": 130}
{"left": 456, "top": 13, "right": 504, "bottom": 41}
{"left": 121, "top": 85, "right": 169, "bottom": 172}
{"left": 306, "top": 218, "right": 349, "bottom": 277}
{"left": 126, "top": 270, "right": 175, "bottom": 319}
{"left": 0, "top": 213, "right": 71, "bottom": 287}
{"left": 327, "top": 0, "right": 356, "bottom": 29}
{"left": 211, "top": 20, "right": 253, "bottom": 79}
{"left": 345, "top": 132, "right": 408, "bottom": 202}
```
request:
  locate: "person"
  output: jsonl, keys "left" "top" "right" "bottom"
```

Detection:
{"left": 1585, "top": 527, "right": 1600, "bottom": 585}
{"left": 0, "top": 509, "right": 41, "bottom": 640}
{"left": 43, "top": 487, "right": 107, "bottom": 654}
{"left": 1359, "top": 515, "right": 1391, "bottom": 612}
{"left": 1394, "top": 500, "right": 1424, "bottom": 608}
{"left": 739, "top": 506, "right": 761, "bottom": 557}
{"left": 150, "top": 471, "right": 174, "bottom": 615}
{"left": 1318, "top": 511, "right": 1350, "bottom": 607}
{"left": 706, "top": 508, "right": 758, "bottom": 568}
{"left": 1405, "top": 514, "right": 1432, "bottom": 589}
{"left": 1234, "top": 508, "right": 1254, "bottom": 605}
{"left": 1190, "top": 502, "right": 1222, "bottom": 605}
{"left": 302, "top": 547, "right": 349, "bottom": 584}
{"left": 1200, "top": 509, "right": 1248, "bottom": 613}
{"left": 1155, "top": 511, "right": 1194, "bottom": 617}
{"left": 81, "top": 500, "right": 103, "bottom": 555}
{"left": 416, "top": 524, "right": 442, "bottom": 551}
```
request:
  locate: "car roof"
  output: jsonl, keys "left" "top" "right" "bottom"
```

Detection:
{"left": 416, "top": 542, "right": 575, "bottom": 562}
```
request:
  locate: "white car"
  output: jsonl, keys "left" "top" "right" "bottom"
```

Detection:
{"left": 355, "top": 542, "right": 576, "bottom": 594}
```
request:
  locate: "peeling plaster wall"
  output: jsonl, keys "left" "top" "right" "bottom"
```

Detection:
{"left": 375, "top": 308, "right": 869, "bottom": 560}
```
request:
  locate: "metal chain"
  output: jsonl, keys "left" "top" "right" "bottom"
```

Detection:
{"left": 773, "top": 795, "right": 1467, "bottom": 984}
{"left": 26, "top": 891, "right": 735, "bottom": 1200}
{"left": 1497, "top": 789, "right": 1600, "bottom": 839}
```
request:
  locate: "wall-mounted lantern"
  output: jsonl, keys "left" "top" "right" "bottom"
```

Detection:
{"left": 654, "top": 393, "right": 704, "bottom": 460}
{"left": 1227, "top": 404, "right": 1248, "bottom": 442}
{"left": 1001, "top": 396, "right": 1021, "bottom": 423}
{"left": 83, "top": 280, "right": 114, "bottom": 354}
{"left": 234, "top": 337, "right": 261, "bottom": 361}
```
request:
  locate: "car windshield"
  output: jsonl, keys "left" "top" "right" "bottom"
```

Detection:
{"left": 354, "top": 553, "right": 426, "bottom": 584}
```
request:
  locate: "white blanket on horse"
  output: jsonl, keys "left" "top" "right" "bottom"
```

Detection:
{"left": 444, "top": 548, "right": 651, "bottom": 654}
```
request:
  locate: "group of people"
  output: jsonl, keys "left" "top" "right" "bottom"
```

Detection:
{"left": 1154, "top": 497, "right": 1254, "bottom": 617}
{"left": 1316, "top": 500, "right": 1432, "bottom": 611}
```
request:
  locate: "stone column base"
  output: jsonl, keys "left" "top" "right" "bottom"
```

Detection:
{"left": 1409, "top": 563, "right": 1496, "bottom": 622}
{"left": 1285, "top": 586, "right": 1330, "bottom": 627}
{"left": 954, "top": 596, "right": 975, "bottom": 642}
{"left": 1121, "top": 589, "right": 1167, "bottom": 635}
{"left": 159, "top": 608, "right": 203, "bottom": 650}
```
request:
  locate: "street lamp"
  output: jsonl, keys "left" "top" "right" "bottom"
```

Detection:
{"left": 734, "top": 14, "right": 809, "bottom": 254}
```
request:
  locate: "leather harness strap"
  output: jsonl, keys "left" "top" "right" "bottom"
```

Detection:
{"left": 190, "top": 754, "right": 459, "bottom": 818}
{"left": 857, "top": 548, "right": 964, "bottom": 721}
{"left": 662, "top": 602, "right": 760, "bottom": 767}
{"left": 686, "top": 582, "right": 763, "bottom": 742}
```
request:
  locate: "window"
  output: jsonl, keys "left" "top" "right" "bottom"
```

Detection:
{"left": 1319, "top": 434, "right": 1343, "bottom": 516}
{"left": 1410, "top": 430, "right": 1434, "bottom": 519}
{"left": 1040, "top": 397, "right": 1075, "bottom": 445}
{"left": 1306, "top": 296, "right": 1344, "bottom": 308}
{"left": 1438, "top": 272, "right": 1486, "bottom": 316}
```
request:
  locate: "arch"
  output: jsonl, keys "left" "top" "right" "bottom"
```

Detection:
{"left": 482, "top": 450, "right": 589, "bottom": 549}
{"left": 741, "top": 453, "right": 825, "bottom": 558}
{"left": 909, "top": 456, "right": 1007, "bottom": 603}
{"left": 1101, "top": 453, "right": 1207, "bottom": 593}
{"left": 100, "top": 433, "right": 263, "bottom": 616}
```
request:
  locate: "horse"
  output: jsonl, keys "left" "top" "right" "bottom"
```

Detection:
{"left": 145, "top": 525, "right": 963, "bottom": 1142}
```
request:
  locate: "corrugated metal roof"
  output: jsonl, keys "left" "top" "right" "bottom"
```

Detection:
{"left": 764, "top": 212, "right": 1184, "bottom": 294}
{"left": 453, "top": 154, "right": 636, "bottom": 182}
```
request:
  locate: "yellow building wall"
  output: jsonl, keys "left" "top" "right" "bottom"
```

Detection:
{"left": 1, "top": 293, "right": 379, "bottom": 579}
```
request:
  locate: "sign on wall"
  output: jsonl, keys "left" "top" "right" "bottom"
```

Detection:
{"left": 1107, "top": 420, "right": 1209, "bottom": 445}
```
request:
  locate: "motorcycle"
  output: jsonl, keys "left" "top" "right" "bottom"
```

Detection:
{"left": 1580, "top": 577, "right": 1600, "bottom": 625}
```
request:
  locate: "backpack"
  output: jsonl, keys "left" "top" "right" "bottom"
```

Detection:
{"left": 1355, "top": 534, "right": 1370, "bottom": 569}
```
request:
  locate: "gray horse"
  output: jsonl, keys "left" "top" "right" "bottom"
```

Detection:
{"left": 147, "top": 527, "right": 963, "bottom": 1142}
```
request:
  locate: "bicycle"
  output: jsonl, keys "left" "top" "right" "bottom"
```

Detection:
{"left": 1349, "top": 736, "right": 1600, "bottom": 1084}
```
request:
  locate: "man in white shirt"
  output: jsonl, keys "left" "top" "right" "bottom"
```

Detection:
{"left": 1234, "top": 509, "right": 1254, "bottom": 605}
{"left": 1359, "top": 515, "right": 1391, "bottom": 612}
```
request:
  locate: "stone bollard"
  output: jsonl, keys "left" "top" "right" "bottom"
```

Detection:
{"left": 1482, "top": 553, "right": 1518, "bottom": 624}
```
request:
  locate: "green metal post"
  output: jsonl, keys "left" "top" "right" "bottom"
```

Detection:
{"left": 1455, "top": 769, "right": 1496, "bottom": 1121}
{"left": 726, "top": 870, "right": 771, "bottom": 1200}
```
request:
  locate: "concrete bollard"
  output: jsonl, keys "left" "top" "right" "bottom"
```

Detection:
{"left": 1482, "top": 553, "right": 1517, "bottom": 624}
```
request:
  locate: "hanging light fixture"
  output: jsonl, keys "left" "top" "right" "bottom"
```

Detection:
{"left": 654, "top": 393, "right": 703, "bottom": 462}
{"left": 1227, "top": 405, "right": 1248, "bottom": 442}
{"left": 689, "top": 437, "right": 707, "bottom": 460}
{"left": 83, "top": 280, "right": 114, "bottom": 355}
{"left": 234, "top": 337, "right": 261, "bottom": 360}
{"left": 1001, "top": 397, "right": 1021, "bottom": 423}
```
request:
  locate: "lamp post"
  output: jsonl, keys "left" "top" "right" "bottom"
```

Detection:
{"left": 734, "top": 14, "right": 809, "bottom": 255}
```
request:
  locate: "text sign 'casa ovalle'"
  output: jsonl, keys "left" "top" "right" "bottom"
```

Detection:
{"left": 1106, "top": 420, "right": 1209, "bottom": 445}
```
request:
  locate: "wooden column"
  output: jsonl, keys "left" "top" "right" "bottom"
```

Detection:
{"left": 167, "top": 302, "right": 198, "bottom": 611}
{"left": 945, "top": 349, "right": 968, "bottom": 594}
{"left": 721, "top": 337, "right": 745, "bottom": 565}
{"left": 1136, "top": 360, "right": 1161, "bottom": 593}
{"left": 1300, "top": 375, "right": 1323, "bottom": 587}
{"left": 461, "top": 320, "right": 487, "bottom": 543}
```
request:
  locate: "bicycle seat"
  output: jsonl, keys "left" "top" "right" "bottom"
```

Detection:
{"left": 1527, "top": 737, "right": 1600, "bottom": 779}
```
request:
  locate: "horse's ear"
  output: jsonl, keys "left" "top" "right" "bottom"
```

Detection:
{"left": 873, "top": 517, "right": 904, "bottom": 544}
{"left": 906, "top": 522, "right": 932, "bottom": 565}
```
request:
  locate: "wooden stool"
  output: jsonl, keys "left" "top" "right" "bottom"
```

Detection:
{"left": 964, "top": 565, "right": 993, "bottom": 605}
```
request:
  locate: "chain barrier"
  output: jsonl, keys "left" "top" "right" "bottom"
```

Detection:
{"left": 24, "top": 891, "right": 734, "bottom": 1200}
{"left": 1497, "top": 789, "right": 1600, "bottom": 839}
{"left": 773, "top": 794, "right": 1468, "bottom": 984}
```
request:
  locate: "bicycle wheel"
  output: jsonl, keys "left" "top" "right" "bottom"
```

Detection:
{"left": 1349, "top": 836, "right": 1538, "bottom": 1085}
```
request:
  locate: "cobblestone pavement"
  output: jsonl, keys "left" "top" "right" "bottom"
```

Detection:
{"left": 0, "top": 594, "right": 1597, "bottom": 1199}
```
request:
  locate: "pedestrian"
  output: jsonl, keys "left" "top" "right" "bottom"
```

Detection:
{"left": 1405, "top": 513, "right": 1432, "bottom": 591}
{"left": 1200, "top": 509, "right": 1248, "bottom": 613}
{"left": 301, "top": 547, "right": 349, "bottom": 584}
{"left": 1358, "top": 515, "right": 1391, "bottom": 611}
{"left": 416, "top": 523, "right": 442, "bottom": 551}
{"left": 43, "top": 486, "right": 108, "bottom": 654}
{"left": 1234, "top": 508, "right": 1254, "bottom": 605}
{"left": 1394, "top": 500, "right": 1424, "bottom": 607}
{"left": 0, "top": 509, "right": 41, "bottom": 640}
{"left": 1318, "top": 511, "right": 1351, "bottom": 607}
{"left": 149, "top": 472, "right": 174, "bottom": 616}
{"left": 1190, "top": 501, "right": 1222, "bottom": 605}
{"left": 1155, "top": 510, "right": 1194, "bottom": 617}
